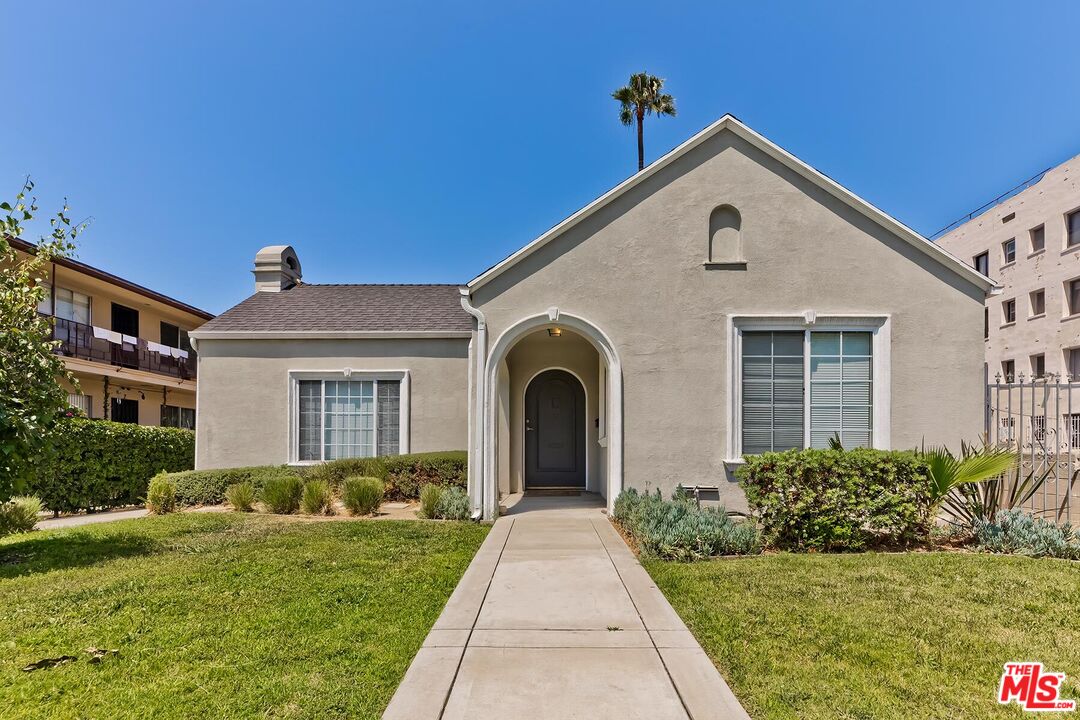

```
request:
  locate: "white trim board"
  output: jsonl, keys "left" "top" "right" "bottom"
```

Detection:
{"left": 726, "top": 314, "right": 891, "bottom": 461}
{"left": 467, "top": 115, "right": 997, "bottom": 294}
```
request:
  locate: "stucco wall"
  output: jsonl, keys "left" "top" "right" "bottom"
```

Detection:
{"left": 936, "top": 153, "right": 1080, "bottom": 379}
{"left": 473, "top": 129, "right": 987, "bottom": 508}
{"left": 195, "top": 337, "right": 469, "bottom": 469}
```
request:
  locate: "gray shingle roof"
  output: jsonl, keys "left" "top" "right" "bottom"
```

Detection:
{"left": 196, "top": 284, "right": 473, "bottom": 333}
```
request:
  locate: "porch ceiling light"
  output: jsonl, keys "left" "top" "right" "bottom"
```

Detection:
{"left": 548, "top": 327, "right": 562, "bottom": 337}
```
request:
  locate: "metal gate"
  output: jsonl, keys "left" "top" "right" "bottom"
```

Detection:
{"left": 986, "top": 373, "right": 1080, "bottom": 522}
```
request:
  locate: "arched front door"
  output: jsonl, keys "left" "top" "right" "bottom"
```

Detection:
{"left": 524, "top": 369, "right": 586, "bottom": 489}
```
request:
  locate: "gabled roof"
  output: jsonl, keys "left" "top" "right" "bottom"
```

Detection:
{"left": 190, "top": 283, "right": 472, "bottom": 338}
{"left": 467, "top": 114, "right": 997, "bottom": 293}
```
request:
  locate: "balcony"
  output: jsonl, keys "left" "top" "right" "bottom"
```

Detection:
{"left": 46, "top": 315, "right": 196, "bottom": 381}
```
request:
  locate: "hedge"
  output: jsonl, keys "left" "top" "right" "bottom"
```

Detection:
{"left": 156, "top": 451, "right": 468, "bottom": 506}
{"left": 169, "top": 466, "right": 302, "bottom": 506}
{"left": 30, "top": 418, "right": 194, "bottom": 513}
{"left": 736, "top": 448, "right": 932, "bottom": 551}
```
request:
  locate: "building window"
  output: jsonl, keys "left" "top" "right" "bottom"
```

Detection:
{"left": 161, "top": 405, "right": 195, "bottom": 430}
{"left": 1002, "top": 238, "right": 1016, "bottom": 264}
{"left": 1068, "top": 209, "right": 1080, "bottom": 248}
{"left": 973, "top": 251, "right": 989, "bottom": 276}
{"left": 1069, "top": 348, "right": 1080, "bottom": 380}
{"left": 110, "top": 398, "right": 139, "bottom": 424}
{"left": 1070, "top": 414, "right": 1080, "bottom": 448}
{"left": 37, "top": 285, "right": 91, "bottom": 324}
{"left": 984, "top": 307, "right": 989, "bottom": 339}
{"left": 740, "top": 329, "right": 873, "bottom": 454}
{"left": 1030, "top": 289, "right": 1045, "bottom": 317}
{"left": 1032, "top": 415, "right": 1046, "bottom": 444}
{"left": 294, "top": 375, "right": 406, "bottom": 462}
{"left": 999, "top": 416, "right": 1015, "bottom": 442}
{"left": 1030, "top": 225, "right": 1045, "bottom": 253}
{"left": 1068, "top": 279, "right": 1080, "bottom": 316}
{"left": 67, "top": 393, "right": 92, "bottom": 418}
{"left": 1001, "top": 359, "right": 1015, "bottom": 382}
{"left": 1003, "top": 299, "right": 1016, "bottom": 324}
{"left": 1030, "top": 353, "right": 1045, "bottom": 379}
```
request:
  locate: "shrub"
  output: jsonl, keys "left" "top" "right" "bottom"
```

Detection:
{"left": 28, "top": 418, "right": 194, "bottom": 513}
{"left": 167, "top": 466, "right": 302, "bottom": 506}
{"left": 0, "top": 496, "right": 42, "bottom": 536}
{"left": 385, "top": 452, "right": 467, "bottom": 499}
{"left": 612, "top": 488, "right": 761, "bottom": 561}
{"left": 342, "top": 476, "right": 384, "bottom": 516}
{"left": 224, "top": 482, "right": 256, "bottom": 512}
{"left": 737, "top": 448, "right": 932, "bottom": 551}
{"left": 419, "top": 484, "right": 445, "bottom": 519}
{"left": 973, "top": 509, "right": 1080, "bottom": 560}
{"left": 434, "top": 486, "right": 471, "bottom": 521}
{"left": 146, "top": 474, "right": 177, "bottom": 515}
{"left": 301, "top": 457, "right": 386, "bottom": 488}
{"left": 262, "top": 476, "right": 303, "bottom": 514}
{"left": 301, "top": 480, "right": 334, "bottom": 515}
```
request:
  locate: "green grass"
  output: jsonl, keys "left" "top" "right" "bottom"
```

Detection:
{"left": 645, "top": 552, "right": 1080, "bottom": 720}
{"left": 0, "top": 513, "right": 488, "bottom": 719}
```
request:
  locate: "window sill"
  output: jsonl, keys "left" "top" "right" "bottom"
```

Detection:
{"left": 1062, "top": 245, "right": 1080, "bottom": 256}
{"left": 1029, "top": 313, "right": 1046, "bottom": 320}
{"left": 1062, "top": 313, "right": 1080, "bottom": 324}
{"left": 1000, "top": 322, "right": 1016, "bottom": 329}
{"left": 722, "top": 458, "right": 746, "bottom": 467}
{"left": 703, "top": 261, "right": 748, "bottom": 271}
{"left": 1028, "top": 249, "right": 1045, "bottom": 259}
{"left": 1000, "top": 261, "right": 1016, "bottom": 270}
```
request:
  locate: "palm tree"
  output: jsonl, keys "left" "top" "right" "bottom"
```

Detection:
{"left": 612, "top": 73, "right": 676, "bottom": 171}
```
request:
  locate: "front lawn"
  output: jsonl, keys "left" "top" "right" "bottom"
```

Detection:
{"left": 646, "top": 552, "right": 1080, "bottom": 719}
{"left": 0, "top": 513, "right": 488, "bottom": 719}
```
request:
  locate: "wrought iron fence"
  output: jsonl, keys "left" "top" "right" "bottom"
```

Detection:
{"left": 986, "top": 372, "right": 1080, "bottom": 523}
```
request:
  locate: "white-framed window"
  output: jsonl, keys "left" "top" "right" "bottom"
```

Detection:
{"left": 37, "top": 284, "right": 91, "bottom": 324}
{"left": 289, "top": 371, "right": 409, "bottom": 463}
{"left": 730, "top": 316, "right": 889, "bottom": 458}
{"left": 1002, "top": 238, "right": 1016, "bottom": 264}
{"left": 67, "top": 392, "right": 92, "bottom": 418}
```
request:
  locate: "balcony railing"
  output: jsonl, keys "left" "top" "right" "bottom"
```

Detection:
{"left": 46, "top": 315, "right": 196, "bottom": 381}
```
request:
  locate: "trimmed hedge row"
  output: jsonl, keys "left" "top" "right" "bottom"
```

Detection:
{"left": 169, "top": 466, "right": 301, "bottom": 506}
{"left": 159, "top": 451, "right": 468, "bottom": 506}
{"left": 736, "top": 448, "right": 932, "bottom": 551}
{"left": 30, "top": 418, "right": 194, "bottom": 513}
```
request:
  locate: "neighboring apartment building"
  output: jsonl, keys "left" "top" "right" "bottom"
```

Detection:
{"left": 936, "top": 153, "right": 1080, "bottom": 382}
{"left": 11, "top": 237, "right": 214, "bottom": 428}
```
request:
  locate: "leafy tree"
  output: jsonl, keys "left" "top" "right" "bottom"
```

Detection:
{"left": 0, "top": 178, "right": 87, "bottom": 499}
{"left": 612, "top": 72, "right": 677, "bottom": 171}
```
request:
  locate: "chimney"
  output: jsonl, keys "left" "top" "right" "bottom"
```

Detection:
{"left": 252, "top": 245, "right": 302, "bottom": 292}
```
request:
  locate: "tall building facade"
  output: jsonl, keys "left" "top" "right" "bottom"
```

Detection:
{"left": 937, "top": 154, "right": 1080, "bottom": 382}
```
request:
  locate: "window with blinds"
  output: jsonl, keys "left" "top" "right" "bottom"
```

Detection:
{"left": 809, "top": 332, "right": 872, "bottom": 449}
{"left": 741, "top": 330, "right": 873, "bottom": 454}
{"left": 298, "top": 379, "right": 401, "bottom": 461}
{"left": 741, "top": 331, "right": 804, "bottom": 454}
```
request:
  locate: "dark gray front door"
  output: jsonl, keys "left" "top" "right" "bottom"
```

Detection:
{"left": 525, "top": 369, "right": 586, "bottom": 489}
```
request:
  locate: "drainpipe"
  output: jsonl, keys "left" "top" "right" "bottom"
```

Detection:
{"left": 459, "top": 288, "right": 487, "bottom": 520}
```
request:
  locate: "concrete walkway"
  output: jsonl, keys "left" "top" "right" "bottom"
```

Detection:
{"left": 384, "top": 495, "right": 749, "bottom": 720}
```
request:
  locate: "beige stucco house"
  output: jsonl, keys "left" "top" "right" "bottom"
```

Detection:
{"left": 192, "top": 115, "right": 995, "bottom": 519}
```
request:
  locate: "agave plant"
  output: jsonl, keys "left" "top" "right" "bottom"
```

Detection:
{"left": 927, "top": 441, "right": 1078, "bottom": 527}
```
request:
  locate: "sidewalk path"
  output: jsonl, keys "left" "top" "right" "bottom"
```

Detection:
{"left": 384, "top": 494, "right": 750, "bottom": 720}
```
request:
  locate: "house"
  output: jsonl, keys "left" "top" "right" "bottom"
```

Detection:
{"left": 191, "top": 115, "right": 995, "bottom": 519}
{"left": 935, "top": 153, "right": 1080, "bottom": 383}
{"left": 11, "top": 237, "right": 213, "bottom": 428}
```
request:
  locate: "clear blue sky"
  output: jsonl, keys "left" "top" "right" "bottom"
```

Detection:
{"left": 4, "top": 1, "right": 1079, "bottom": 315}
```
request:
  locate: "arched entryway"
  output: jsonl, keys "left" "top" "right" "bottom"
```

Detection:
{"left": 524, "top": 369, "right": 586, "bottom": 489}
{"left": 481, "top": 309, "right": 623, "bottom": 520}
